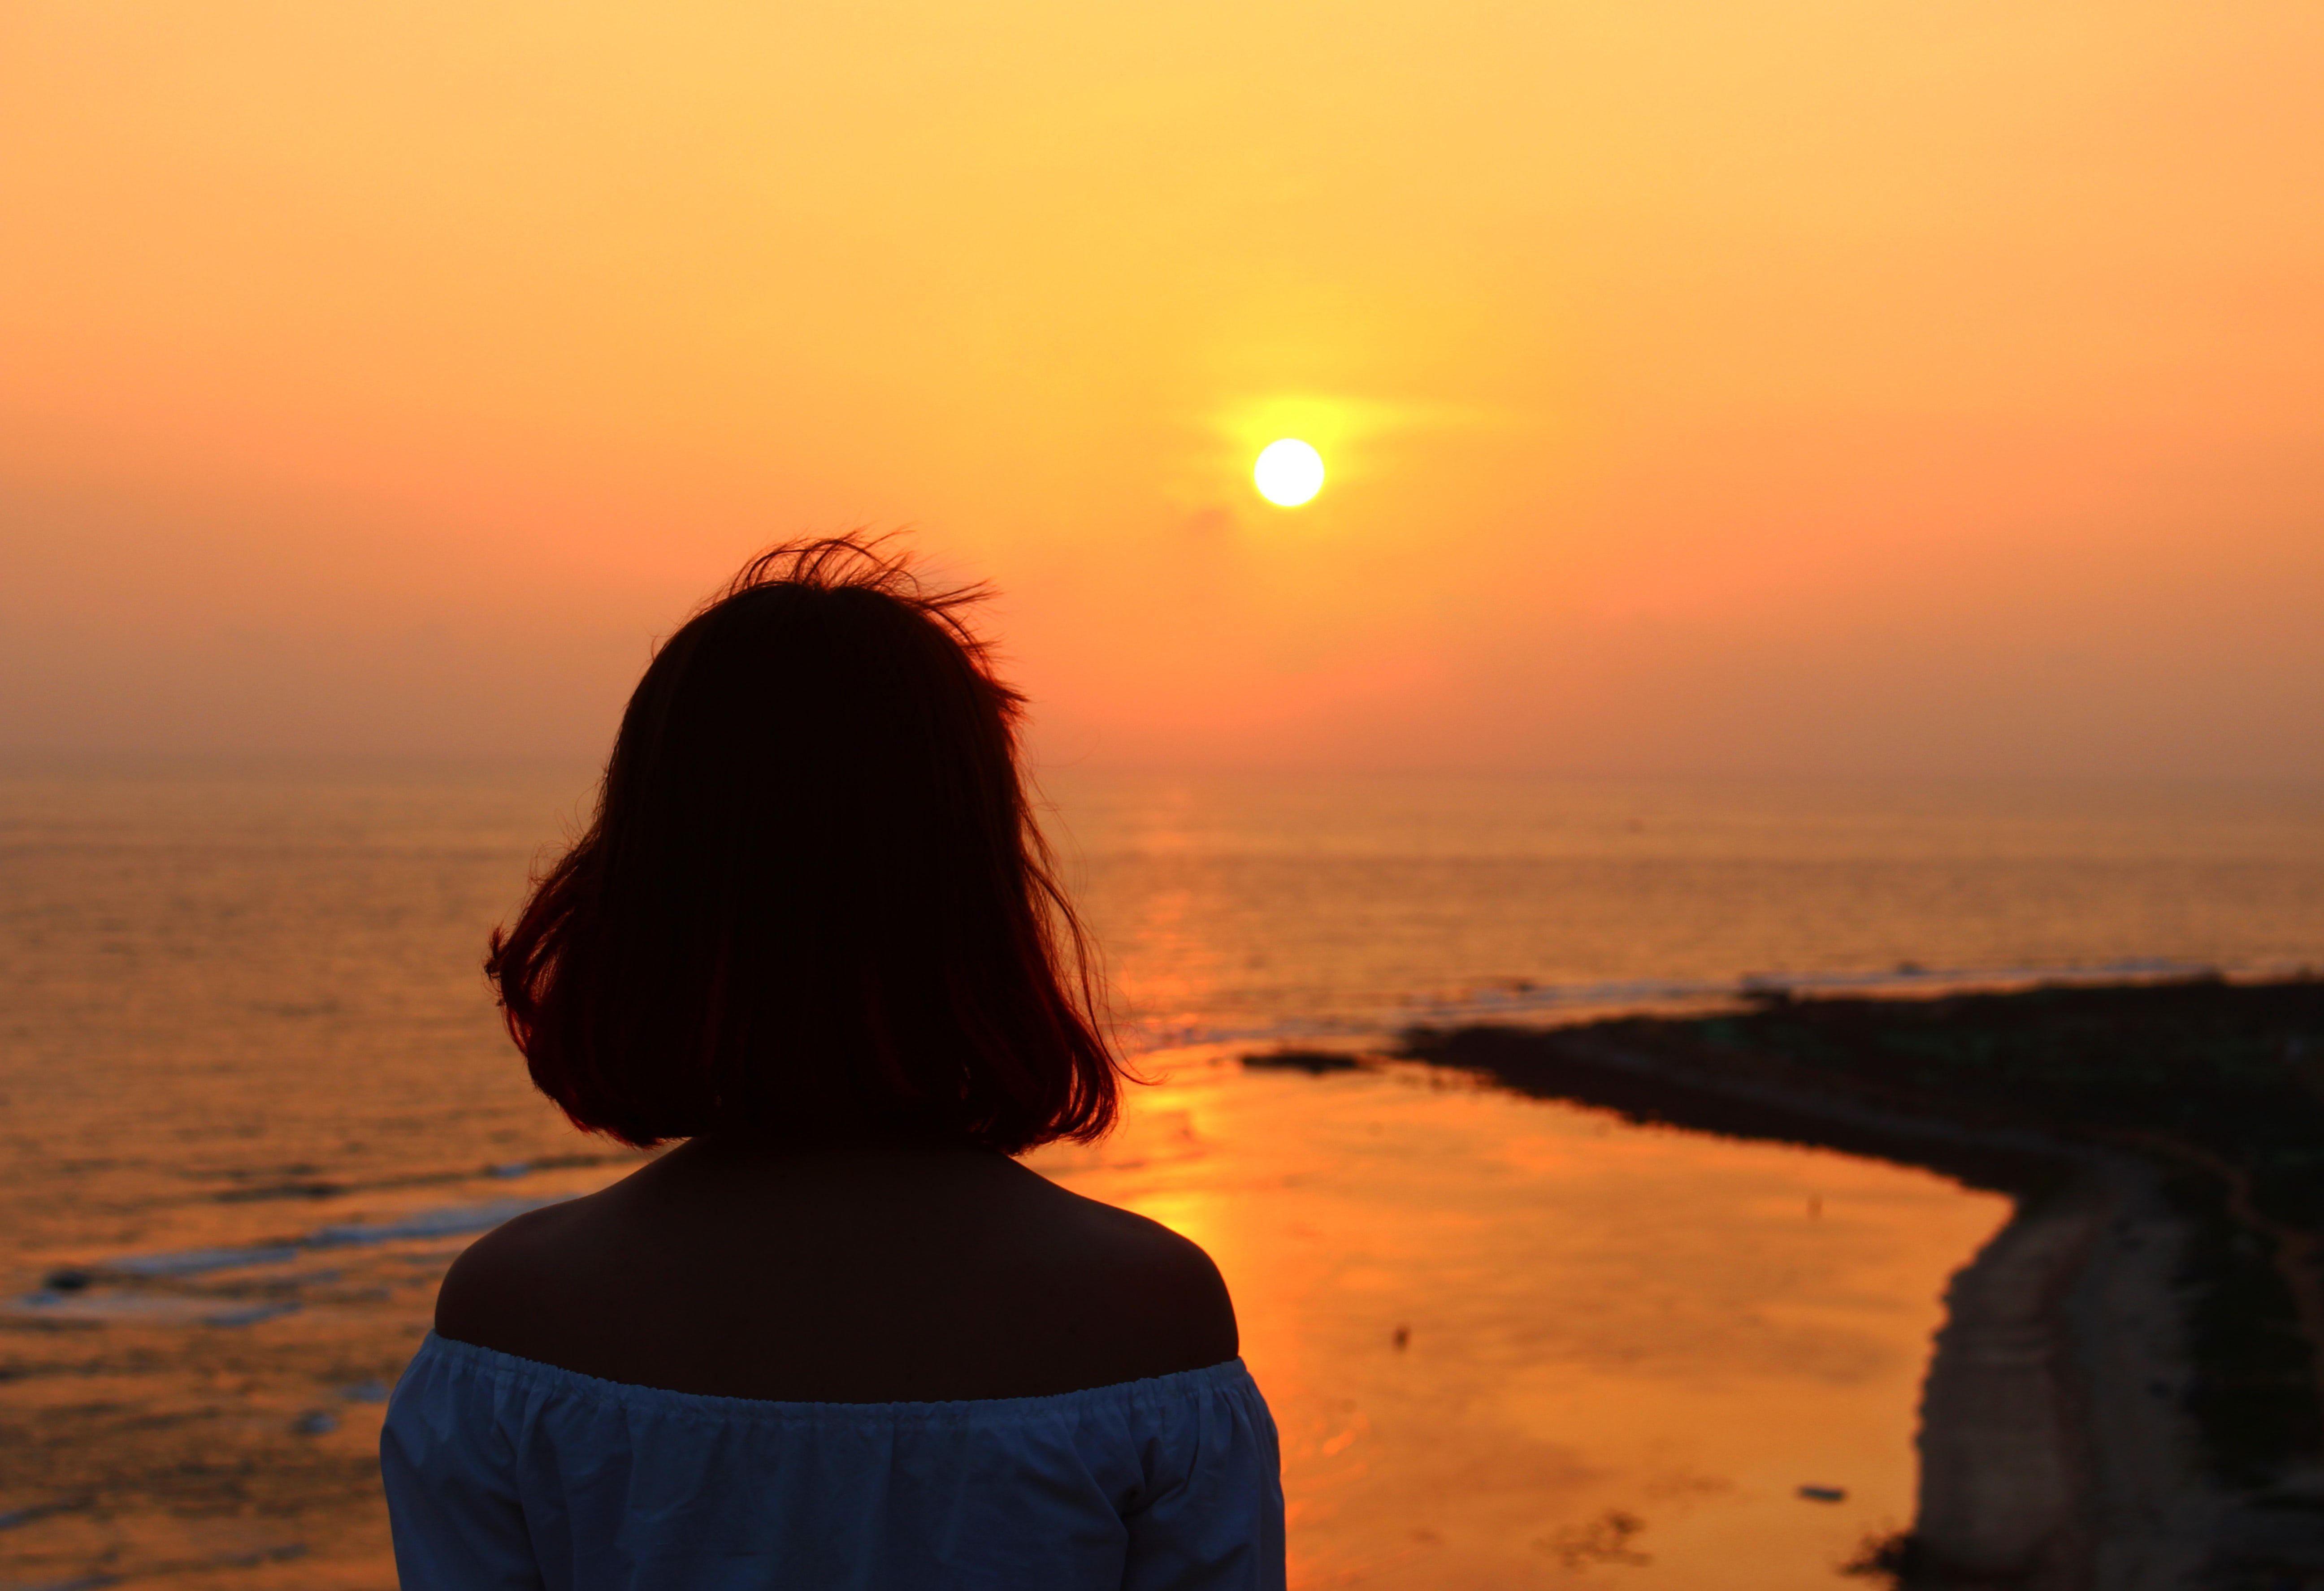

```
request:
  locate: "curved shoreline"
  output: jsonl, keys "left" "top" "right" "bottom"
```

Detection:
{"left": 1393, "top": 1025, "right": 2229, "bottom": 1588}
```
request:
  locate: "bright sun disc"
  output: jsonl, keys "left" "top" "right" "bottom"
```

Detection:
{"left": 1253, "top": 438, "right": 1325, "bottom": 506}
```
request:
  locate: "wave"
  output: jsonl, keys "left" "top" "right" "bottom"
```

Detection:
{"left": 11, "top": 1195, "right": 573, "bottom": 1326}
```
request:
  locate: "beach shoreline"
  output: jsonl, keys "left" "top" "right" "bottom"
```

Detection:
{"left": 1392, "top": 980, "right": 2324, "bottom": 1588}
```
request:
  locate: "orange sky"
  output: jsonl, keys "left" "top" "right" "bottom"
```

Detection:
{"left": 3, "top": 1, "right": 2320, "bottom": 776}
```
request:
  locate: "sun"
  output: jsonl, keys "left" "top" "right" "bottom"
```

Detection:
{"left": 1253, "top": 438, "right": 1325, "bottom": 507}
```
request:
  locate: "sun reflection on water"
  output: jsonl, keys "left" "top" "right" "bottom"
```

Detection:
{"left": 1029, "top": 1053, "right": 2008, "bottom": 1590}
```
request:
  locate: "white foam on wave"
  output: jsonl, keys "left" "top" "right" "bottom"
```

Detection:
{"left": 10, "top": 1195, "right": 576, "bottom": 1326}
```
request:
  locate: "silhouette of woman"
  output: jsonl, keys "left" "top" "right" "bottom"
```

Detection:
{"left": 381, "top": 537, "right": 1283, "bottom": 1589}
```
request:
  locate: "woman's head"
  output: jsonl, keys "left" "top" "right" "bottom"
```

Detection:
{"left": 487, "top": 537, "right": 1120, "bottom": 1153}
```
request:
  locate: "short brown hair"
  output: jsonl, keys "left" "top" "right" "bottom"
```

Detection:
{"left": 485, "top": 537, "right": 1121, "bottom": 1153}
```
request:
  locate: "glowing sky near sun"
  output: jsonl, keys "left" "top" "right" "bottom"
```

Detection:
{"left": 2, "top": 1, "right": 2320, "bottom": 775}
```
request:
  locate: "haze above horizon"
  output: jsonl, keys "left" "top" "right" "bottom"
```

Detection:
{"left": 3, "top": 2, "right": 2319, "bottom": 778}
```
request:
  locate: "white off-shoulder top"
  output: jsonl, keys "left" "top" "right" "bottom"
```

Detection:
{"left": 380, "top": 1332, "right": 1285, "bottom": 1591}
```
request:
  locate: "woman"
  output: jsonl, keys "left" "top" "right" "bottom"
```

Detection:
{"left": 380, "top": 539, "right": 1283, "bottom": 1589}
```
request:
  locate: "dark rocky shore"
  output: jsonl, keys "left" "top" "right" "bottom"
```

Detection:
{"left": 1394, "top": 977, "right": 2324, "bottom": 1591}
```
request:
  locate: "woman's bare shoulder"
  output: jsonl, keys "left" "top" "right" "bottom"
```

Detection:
{"left": 431, "top": 1145, "right": 1237, "bottom": 1399}
{"left": 1032, "top": 1176, "right": 1240, "bottom": 1364}
{"left": 432, "top": 1195, "right": 609, "bottom": 1353}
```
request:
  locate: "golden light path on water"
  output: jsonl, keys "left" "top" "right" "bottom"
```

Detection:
{"left": 1031, "top": 1055, "right": 2010, "bottom": 1590}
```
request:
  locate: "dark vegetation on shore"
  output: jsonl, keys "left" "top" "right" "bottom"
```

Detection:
{"left": 1394, "top": 977, "right": 2324, "bottom": 1488}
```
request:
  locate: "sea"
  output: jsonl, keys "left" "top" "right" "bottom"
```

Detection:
{"left": 3, "top": 761, "right": 2320, "bottom": 1590}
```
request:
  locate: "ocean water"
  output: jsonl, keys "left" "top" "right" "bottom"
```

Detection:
{"left": 2, "top": 761, "right": 2318, "bottom": 1588}
{"left": 1045, "top": 770, "right": 2324, "bottom": 1042}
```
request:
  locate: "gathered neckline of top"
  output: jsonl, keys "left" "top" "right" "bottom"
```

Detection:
{"left": 412, "top": 1331, "right": 1255, "bottom": 1422}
